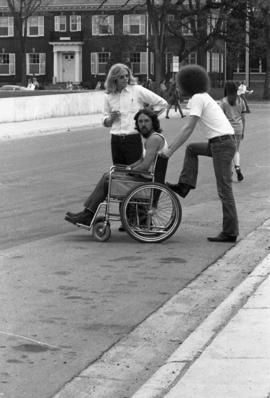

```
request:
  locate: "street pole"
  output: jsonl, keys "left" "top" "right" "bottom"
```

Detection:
{"left": 245, "top": 8, "right": 250, "bottom": 87}
{"left": 146, "top": 13, "right": 149, "bottom": 80}
{"left": 224, "top": 41, "right": 227, "bottom": 83}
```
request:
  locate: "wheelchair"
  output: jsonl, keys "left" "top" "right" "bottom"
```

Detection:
{"left": 75, "top": 156, "right": 182, "bottom": 243}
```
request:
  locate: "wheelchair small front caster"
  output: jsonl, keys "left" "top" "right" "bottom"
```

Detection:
{"left": 92, "top": 217, "right": 111, "bottom": 242}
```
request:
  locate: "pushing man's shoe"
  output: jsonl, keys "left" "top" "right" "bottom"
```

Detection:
{"left": 235, "top": 166, "right": 244, "bottom": 182}
{"left": 207, "top": 232, "right": 237, "bottom": 243}
{"left": 166, "top": 182, "right": 190, "bottom": 198}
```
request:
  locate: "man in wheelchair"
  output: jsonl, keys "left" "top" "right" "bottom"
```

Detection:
{"left": 65, "top": 109, "right": 168, "bottom": 227}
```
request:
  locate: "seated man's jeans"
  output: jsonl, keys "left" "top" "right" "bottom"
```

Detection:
{"left": 83, "top": 172, "right": 148, "bottom": 215}
{"left": 178, "top": 137, "right": 239, "bottom": 236}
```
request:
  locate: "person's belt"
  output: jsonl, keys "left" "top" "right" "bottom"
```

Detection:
{"left": 209, "top": 134, "right": 233, "bottom": 144}
{"left": 112, "top": 133, "right": 139, "bottom": 140}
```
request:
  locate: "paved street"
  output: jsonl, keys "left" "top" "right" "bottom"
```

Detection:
{"left": 0, "top": 105, "right": 269, "bottom": 397}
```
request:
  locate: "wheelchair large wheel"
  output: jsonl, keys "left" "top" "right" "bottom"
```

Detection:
{"left": 120, "top": 182, "right": 182, "bottom": 243}
{"left": 92, "top": 217, "right": 111, "bottom": 242}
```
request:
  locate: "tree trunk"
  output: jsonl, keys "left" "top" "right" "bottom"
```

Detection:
{"left": 19, "top": 36, "right": 27, "bottom": 86}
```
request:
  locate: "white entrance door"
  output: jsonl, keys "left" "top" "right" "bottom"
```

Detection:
{"left": 62, "top": 53, "right": 75, "bottom": 82}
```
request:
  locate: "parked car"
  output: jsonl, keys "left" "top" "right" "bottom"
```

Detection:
{"left": 0, "top": 84, "right": 30, "bottom": 91}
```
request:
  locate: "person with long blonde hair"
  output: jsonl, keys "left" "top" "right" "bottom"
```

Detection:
{"left": 103, "top": 63, "right": 168, "bottom": 166}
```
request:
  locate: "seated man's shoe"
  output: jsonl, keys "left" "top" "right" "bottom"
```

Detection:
{"left": 165, "top": 116, "right": 170, "bottom": 119}
{"left": 166, "top": 182, "right": 190, "bottom": 198}
{"left": 207, "top": 233, "right": 237, "bottom": 243}
{"left": 66, "top": 210, "right": 85, "bottom": 218}
{"left": 65, "top": 210, "right": 93, "bottom": 226}
{"left": 118, "top": 225, "right": 125, "bottom": 232}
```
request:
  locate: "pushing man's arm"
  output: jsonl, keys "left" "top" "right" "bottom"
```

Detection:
{"left": 164, "top": 116, "right": 199, "bottom": 158}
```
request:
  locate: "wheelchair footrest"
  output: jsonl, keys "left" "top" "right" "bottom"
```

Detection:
{"left": 76, "top": 222, "right": 92, "bottom": 231}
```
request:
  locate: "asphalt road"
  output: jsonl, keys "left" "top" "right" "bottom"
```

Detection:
{"left": 0, "top": 107, "right": 269, "bottom": 398}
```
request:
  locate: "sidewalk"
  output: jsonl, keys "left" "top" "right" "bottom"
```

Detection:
{"left": 131, "top": 250, "right": 270, "bottom": 398}
{"left": 0, "top": 110, "right": 183, "bottom": 141}
{"left": 0, "top": 113, "right": 102, "bottom": 141}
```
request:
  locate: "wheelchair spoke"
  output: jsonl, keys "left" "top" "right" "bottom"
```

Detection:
{"left": 121, "top": 183, "right": 182, "bottom": 243}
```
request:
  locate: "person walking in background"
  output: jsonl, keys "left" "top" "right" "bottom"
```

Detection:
{"left": 237, "top": 80, "right": 253, "bottom": 113}
{"left": 165, "top": 81, "right": 185, "bottom": 119}
{"left": 165, "top": 65, "right": 239, "bottom": 243}
{"left": 220, "top": 81, "right": 246, "bottom": 182}
{"left": 160, "top": 79, "right": 167, "bottom": 97}
{"left": 103, "top": 63, "right": 168, "bottom": 166}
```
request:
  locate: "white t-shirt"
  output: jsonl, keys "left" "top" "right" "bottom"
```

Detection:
{"left": 237, "top": 84, "right": 246, "bottom": 95}
{"left": 103, "top": 84, "right": 168, "bottom": 136}
{"left": 220, "top": 96, "right": 246, "bottom": 135}
{"left": 188, "top": 93, "right": 234, "bottom": 140}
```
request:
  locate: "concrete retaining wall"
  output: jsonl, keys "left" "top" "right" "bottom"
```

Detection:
{"left": 0, "top": 91, "right": 104, "bottom": 123}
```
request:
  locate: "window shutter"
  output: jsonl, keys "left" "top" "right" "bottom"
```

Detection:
{"left": 54, "top": 16, "right": 60, "bottom": 31}
{"left": 22, "top": 20, "right": 26, "bottom": 36}
{"left": 40, "top": 53, "right": 46, "bottom": 74}
{"left": 38, "top": 16, "right": 44, "bottom": 36}
{"left": 108, "top": 15, "right": 114, "bottom": 34}
{"left": 140, "top": 52, "right": 147, "bottom": 74}
{"left": 92, "top": 16, "right": 99, "bottom": 35}
{"left": 26, "top": 53, "right": 30, "bottom": 74}
{"left": 91, "top": 53, "right": 98, "bottom": 75}
{"left": 123, "top": 15, "right": 129, "bottom": 34}
{"left": 8, "top": 16, "right": 14, "bottom": 36}
{"left": 150, "top": 52, "right": 154, "bottom": 75}
{"left": 140, "top": 15, "right": 145, "bottom": 34}
{"left": 77, "top": 15, "right": 81, "bottom": 31}
{"left": 9, "top": 53, "right": 15, "bottom": 75}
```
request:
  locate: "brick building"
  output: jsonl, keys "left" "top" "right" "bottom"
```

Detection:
{"left": 0, "top": 0, "right": 225, "bottom": 88}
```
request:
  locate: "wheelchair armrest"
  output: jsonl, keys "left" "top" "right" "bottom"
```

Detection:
{"left": 110, "top": 165, "right": 127, "bottom": 173}
{"left": 126, "top": 170, "right": 153, "bottom": 177}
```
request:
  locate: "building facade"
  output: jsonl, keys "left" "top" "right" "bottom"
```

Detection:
{"left": 0, "top": 0, "right": 225, "bottom": 88}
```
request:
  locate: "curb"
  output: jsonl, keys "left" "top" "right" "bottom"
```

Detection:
{"left": 131, "top": 227, "right": 270, "bottom": 398}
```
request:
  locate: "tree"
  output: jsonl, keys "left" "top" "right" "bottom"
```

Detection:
{"left": 225, "top": 0, "right": 269, "bottom": 99}
{"left": 99, "top": 0, "right": 268, "bottom": 95}
{"left": 98, "top": 0, "right": 232, "bottom": 88}
{"left": 6, "top": 0, "right": 48, "bottom": 85}
{"left": 252, "top": 0, "right": 270, "bottom": 99}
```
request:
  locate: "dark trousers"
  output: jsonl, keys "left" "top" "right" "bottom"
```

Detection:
{"left": 84, "top": 172, "right": 148, "bottom": 214}
{"left": 240, "top": 94, "right": 250, "bottom": 113}
{"left": 111, "top": 134, "right": 143, "bottom": 165}
{"left": 84, "top": 156, "right": 168, "bottom": 215}
{"left": 178, "top": 137, "right": 239, "bottom": 236}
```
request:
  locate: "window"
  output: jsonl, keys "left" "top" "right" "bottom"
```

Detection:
{"left": 207, "top": 15, "right": 218, "bottom": 34}
{"left": 0, "top": 16, "right": 14, "bottom": 37}
{"left": 70, "top": 15, "right": 81, "bottom": 32}
{"left": 54, "top": 15, "right": 66, "bottom": 32}
{"left": 207, "top": 51, "right": 223, "bottom": 73}
{"left": 25, "top": 16, "right": 44, "bottom": 37}
{"left": 165, "top": 52, "right": 173, "bottom": 73}
{"left": 26, "top": 53, "right": 46, "bottom": 75}
{"left": 130, "top": 52, "right": 147, "bottom": 74}
{"left": 186, "top": 52, "right": 197, "bottom": 64}
{"left": 92, "top": 15, "right": 114, "bottom": 35}
{"left": 123, "top": 15, "right": 145, "bottom": 35}
{"left": 182, "top": 18, "right": 193, "bottom": 35}
{"left": 0, "top": 53, "right": 15, "bottom": 75}
{"left": 91, "top": 52, "right": 110, "bottom": 75}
